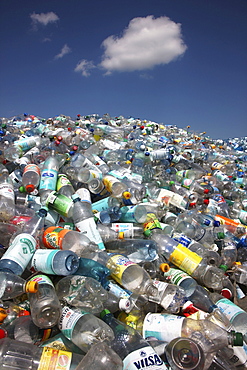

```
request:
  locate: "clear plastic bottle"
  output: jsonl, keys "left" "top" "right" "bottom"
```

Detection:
{"left": 72, "top": 191, "right": 105, "bottom": 250}
{"left": 0, "top": 271, "right": 38, "bottom": 300}
{"left": 0, "top": 168, "right": 15, "bottom": 221}
{"left": 22, "top": 164, "right": 41, "bottom": 193}
{"left": 0, "top": 337, "right": 84, "bottom": 370}
{"left": 119, "top": 205, "right": 147, "bottom": 223}
{"left": 55, "top": 275, "right": 108, "bottom": 315}
{"left": 28, "top": 274, "right": 62, "bottom": 329}
{"left": 0, "top": 207, "right": 48, "bottom": 275}
{"left": 101, "top": 309, "right": 168, "bottom": 370}
{"left": 57, "top": 173, "right": 75, "bottom": 198}
{"left": 59, "top": 305, "right": 114, "bottom": 352}
{"left": 30, "top": 249, "right": 80, "bottom": 275}
{"left": 39, "top": 150, "right": 59, "bottom": 204}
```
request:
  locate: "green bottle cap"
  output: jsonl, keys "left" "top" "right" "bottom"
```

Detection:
{"left": 217, "top": 232, "right": 225, "bottom": 239}
{"left": 100, "top": 309, "right": 111, "bottom": 319}
{"left": 219, "top": 264, "right": 228, "bottom": 272}
{"left": 143, "top": 229, "right": 152, "bottom": 237}
{"left": 19, "top": 185, "right": 26, "bottom": 193}
{"left": 231, "top": 331, "right": 243, "bottom": 346}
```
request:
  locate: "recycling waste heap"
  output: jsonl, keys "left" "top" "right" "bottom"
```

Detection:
{"left": 0, "top": 112, "right": 246, "bottom": 370}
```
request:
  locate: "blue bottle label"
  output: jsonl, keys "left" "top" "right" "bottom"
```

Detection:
{"left": 39, "top": 169, "right": 58, "bottom": 190}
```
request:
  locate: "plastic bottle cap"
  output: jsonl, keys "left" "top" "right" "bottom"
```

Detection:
{"left": 122, "top": 191, "right": 131, "bottom": 199}
{"left": 0, "top": 308, "right": 7, "bottom": 323}
{"left": 25, "top": 280, "right": 38, "bottom": 293}
{"left": 217, "top": 232, "right": 225, "bottom": 239}
{"left": 0, "top": 328, "right": 7, "bottom": 339}
{"left": 231, "top": 331, "right": 243, "bottom": 346}
{"left": 119, "top": 298, "right": 131, "bottom": 311}
{"left": 26, "top": 184, "right": 35, "bottom": 192}
{"left": 19, "top": 185, "right": 26, "bottom": 193}
{"left": 18, "top": 310, "right": 30, "bottom": 316}
{"left": 203, "top": 199, "right": 209, "bottom": 204}
{"left": 118, "top": 232, "right": 124, "bottom": 239}
{"left": 100, "top": 309, "right": 111, "bottom": 319}
{"left": 159, "top": 263, "right": 170, "bottom": 273}
{"left": 204, "top": 189, "right": 209, "bottom": 194}
{"left": 220, "top": 288, "right": 232, "bottom": 299}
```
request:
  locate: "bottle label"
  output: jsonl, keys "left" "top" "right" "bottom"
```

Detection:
{"left": 47, "top": 192, "right": 73, "bottom": 218}
{"left": 43, "top": 227, "right": 71, "bottom": 249}
{"left": 107, "top": 280, "right": 131, "bottom": 299}
{"left": 23, "top": 163, "right": 41, "bottom": 175}
{"left": 238, "top": 210, "right": 247, "bottom": 225}
{"left": 38, "top": 347, "right": 72, "bottom": 370}
{"left": 215, "top": 298, "right": 246, "bottom": 322}
{"left": 92, "top": 197, "right": 110, "bottom": 212}
{"left": 120, "top": 205, "right": 142, "bottom": 223}
{"left": 106, "top": 254, "right": 136, "bottom": 285}
{"left": 111, "top": 223, "right": 135, "bottom": 238}
{"left": 29, "top": 274, "right": 54, "bottom": 287}
{"left": 30, "top": 250, "right": 58, "bottom": 274}
{"left": 103, "top": 175, "right": 121, "bottom": 192}
{"left": 39, "top": 169, "right": 58, "bottom": 190}
{"left": 150, "top": 280, "right": 174, "bottom": 309}
{"left": 59, "top": 306, "right": 86, "bottom": 340}
{"left": 14, "top": 137, "right": 36, "bottom": 151}
{"left": 143, "top": 213, "right": 162, "bottom": 234}
{"left": 169, "top": 244, "right": 202, "bottom": 275}
{"left": 123, "top": 346, "right": 167, "bottom": 370}
{"left": 75, "top": 217, "right": 105, "bottom": 250}
{"left": 1, "top": 233, "right": 36, "bottom": 270}
{"left": 163, "top": 267, "right": 192, "bottom": 286}
{"left": 142, "top": 313, "right": 184, "bottom": 343}
{"left": 0, "top": 183, "right": 15, "bottom": 200}
{"left": 56, "top": 174, "right": 71, "bottom": 191}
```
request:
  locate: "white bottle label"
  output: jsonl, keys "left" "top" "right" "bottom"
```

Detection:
{"left": 150, "top": 281, "right": 174, "bottom": 309}
{"left": 1, "top": 233, "right": 36, "bottom": 270}
{"left": 75, "top": 217, "right": 105, "bottom": 250}
{"left": 59, "top": 306, "right": 84, "bottom": 340}
{"left": 142, "top": 313, "right": 184, "bottom": 343}
{"left": 111, "top": 223, "right": 135, "bottom": 238}
{"left": 0, "top": 183, "right": 15, "bottom": 200}
{"left": 216, "top": 298, "right": 246, "bottom": 322}
{"left": 30, "top": 250, "right": 58, "bottom": 275}
{"left": 123, "top": 346, "right": 167, "bottom": 370}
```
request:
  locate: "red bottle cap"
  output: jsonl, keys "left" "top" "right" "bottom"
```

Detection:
{"left": 26, "top": 184, "right": 35, "bottom": 193}
{"left": 0, "top": 328, "right": 7, "bottom": 339}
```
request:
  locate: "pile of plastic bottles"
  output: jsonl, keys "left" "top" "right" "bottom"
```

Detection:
{"left": 0, "top": 112, "right": 246, "bottom": 370}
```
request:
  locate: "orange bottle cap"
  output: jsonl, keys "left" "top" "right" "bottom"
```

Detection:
{"left": 122, "top": 191, "right": 131, "bottom": 199}
{"left": 0, "top": 308, "right": 7, "bottom": 323}
{"left": 25, "top": 281, "right": 38, "bottom": 293}
{"left": 159, "top": 263, "right": 170, "bottom": 273}
{"left": 118, "top": 232, "right": 125, "bottom": 239}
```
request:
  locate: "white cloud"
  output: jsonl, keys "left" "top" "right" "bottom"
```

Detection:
{"left": 74, "top": 59, "right": 96, "bottom": 77}
{"left": 55, "top": 44, "right": 71, "bottom": 59}
{"left": 30, "top": 12, "right": 59, "bottom": 27}
{"left": 100, "top": 15, "right": 187, "bottom": 73}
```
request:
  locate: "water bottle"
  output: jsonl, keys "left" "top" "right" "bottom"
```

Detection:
{"left": 72, "top": 192, "right": 105, "bottom": 250}
{"left": 0, "top": 168, "right": 15, "bottom": 221}
{"left": 73, "top": 257, "right": 110, "bottom": 287}
{"left": 46, "top": 191, "right": 74, "bottom": 218}
{"left": 59, "top": 305, "right": 114, "bottom": 352}
{"left": 0, "top": 207, "right": 48, "bottom": 275}
{"left": 22, "top": 164, "right": 41, "bottom": 193}
{"left": 28, "top": 274, "right": 62, "bottom": 329}
{"left": 119, "top": 205, "right": 147, "bottom": 223}
{"left": 57, "top": 173, "right": 75, "bottom": 198}
{"left": 100, "top": 309, "right": 168, "bottom": 370}
{"left": 39, "top": 150, "right": 59, "bottom": 204}
{"left": 30, "top": 249, "right": 80, "bottom": 275}
{"left": 0, "top": 271, "right": 38, "bottom": 300}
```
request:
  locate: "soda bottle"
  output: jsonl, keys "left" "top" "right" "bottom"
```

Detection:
{"left": 28, "top": 274, "right": 62, "bottom": 329}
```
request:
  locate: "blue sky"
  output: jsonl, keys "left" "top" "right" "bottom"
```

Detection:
{"left": 0, "top": 0, "right": 246, "bottom": 139}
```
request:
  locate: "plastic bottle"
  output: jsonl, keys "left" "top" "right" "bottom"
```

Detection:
{"left": 104, "top": 238, "right": 159, "bottom": 263}
{"left": 39, "top": 150, "right": 59, "bottom": 204}
{"left": 0, "top": 271, "right": 38, "bottom": 300}
{"left": 119, "top": 205, "right": 147, "bottom": 223}
{"left": 30, "top": 249, "right": 80, "bottom": 276}
{"left": 0, "top": 168, "right": 15, "bottom": 221}
{"left": 43, "top": 225, "right": 97, "bottom": 255}
{"left": 0, "top": 337, "right": 84, "bottom": 370}
{"left": 102, "top": 174, "right": 128, "bottom": 197}
{"left": 72, "top": 191, "right": 105, "bottom": 250}
{"left": 46, "top": 191, "right": 74, "bottom": 218}
{"left": 0, "top": 207, "right": 48, "bottom": 275}
{"left": 22, "top": 163, "right": 41, "bottom": 193}
{"left": 209, "top": 292, "right": 247, "bottom": 343}
{"left": 58, "top": 305, "right": 114, "bottom": 352}
{"left": 57, "top": 173, "right": 75, "bottom": 198}
{"left": 165, "top": 337, "right": 205, "bottom": 370}
{"left": 101, "top": 309, "right": 168, "bottom": 370}
{"left": 55, "top": 275, "right": 108, "bottom": 315}
{"left": 150, "top": 231, "right": 231, "bottom": 290}
{"left": 28, "top": 274, "right": 62, "bottom": 329}
{"left": 142, "top": 312, "right": 243, "bottom": 352}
